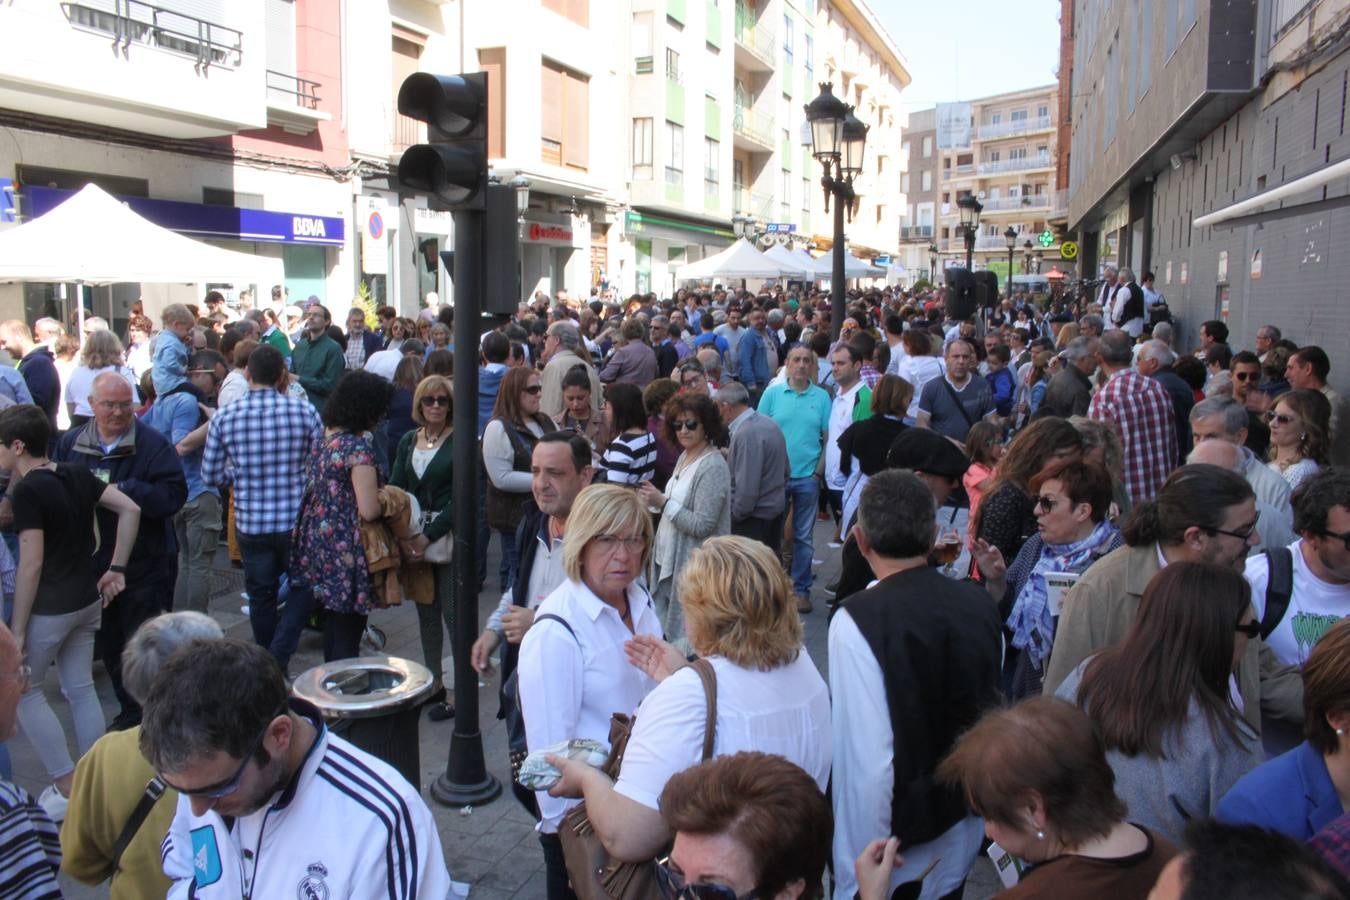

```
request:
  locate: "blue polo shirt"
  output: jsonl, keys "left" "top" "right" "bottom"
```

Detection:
{"left": 758, "top": 380, "right": 831, "bottom": 478}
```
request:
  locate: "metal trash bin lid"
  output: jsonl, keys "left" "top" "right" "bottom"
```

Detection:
{"left": 290, "top": 656, "right": 436, "bottom": 719}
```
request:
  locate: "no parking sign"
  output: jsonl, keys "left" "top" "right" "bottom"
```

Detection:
{"left": 362, "top": 202, "right": 388, "bottom": 274}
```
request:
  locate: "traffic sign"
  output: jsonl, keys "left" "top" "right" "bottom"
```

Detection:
{"left": 1038, "top": 230, "right": 1055, "bottom": 247}
{"left": 1059, "top": 240, "right": 1079, "bottom": 260}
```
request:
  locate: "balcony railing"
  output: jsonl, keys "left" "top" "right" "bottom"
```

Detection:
{"left": 732, "top": 104, "right": 775, "bottom": 150}
{"left": 392, "top": 114, "right": 424, "bottom": 153}
{"left": 666, "top": 166, "right": 684, "bottom": 185}
{"left": 266, "top": 70, "right": 322, "bottom": 110}
{"left": 941, "top": 164, "right": 976, "bottom": 181}
{"left": 976, "top": 116, "right": 1054, "bottom": 140}
{"left": 62, "top": 0, "right": 242, "bottom": 68}
{"left": 732, "top": 186, "right": 773, "bottom": 218}
{"left": 979, "top": 191, "right": 1064, "bottom": 212}
{"left": 900, "top": 225, "right": 934, "bottom": 240}
{"left": 977, "top": 155, "right": 1053, "bottom": 175}
{"left": 733, "top": 14, "right": 776, "bottom": 68}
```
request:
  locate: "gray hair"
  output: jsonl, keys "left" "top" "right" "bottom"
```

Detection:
{"left": 1189, "top": 396, "right": 1248, "bottom": 437}
{"left": 767, "top": 309, "right": 785, "bottom": 327}
{"left": 1187, "top": 438, "right": 1243, "bottom": 473}
{"left": 548, "top": 321, "right": 581, "bottom": 352}
{"left": 1102, "top": 266, "right": 1118, "bottom": 277}
{"left": 1078, "top": 314, "right": 1105, "bottom": 335}
{"left": 697, "top": 348, "right": 722, "bottom": 377}
{"left": 1152, "top": 322, "right": 1173, "bottom": 345}
{"left": 1118, "top": 267, "right": 1135, "bottom": 282}
{"left": 122, "top": 612, "right": 224, "bottom": 705}
{"left": 1137, "top": 340, "right": 1175, "bottom": 367}
{"left": 1063, "top": 335, "right": 1097, "bottom": 363}
{"left": 858, "top": 470, "right": 937, "bottom": 559}
{"left": 714, "top": 381, "right": 750, "bottom": 407}
{"left": 1098, "top": 331, "right": 1134, "bottom": 365}
{"left": 1258, "top": 324, "right": 1281, "bottom": 341}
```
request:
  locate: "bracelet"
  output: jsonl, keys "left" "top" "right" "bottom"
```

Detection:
{"left": 109, "top": 564, "right": 127, "bottom": 574}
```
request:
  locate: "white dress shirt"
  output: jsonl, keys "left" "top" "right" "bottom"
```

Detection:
{"left": 829, "top": 608, "right": 984, "bottom": 900}
{"left": 518, "top": 577, "right": 662, "bottom": 833}
{"left": 826, "top": 381, "right": 865, "bottom": 491}
{"left": 614, "top": 652, "right": 832, "bottom": 811}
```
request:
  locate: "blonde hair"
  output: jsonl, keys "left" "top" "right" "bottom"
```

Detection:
{"left": 680, "top": 536, "right": 801, "bottom": 670}
{"left": 80, "top": 329, "right": 126, "bottom": 369}
{"left": 562, "top": 484, "right": 653, "bottom": 583}
{"left": 161, "top": 303, "right": 195, "bottom": 327}
{"left": 411, "top": 374, "right": 452, "bottom": 426}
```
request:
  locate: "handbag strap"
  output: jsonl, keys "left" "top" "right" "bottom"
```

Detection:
{"left": 110, "top": 776, "right": 167, "bottom": 872}
{"left": 940, "top": 378, "right": 979, "bottom": 430}
{"left": 687, "top": 658, "right": 718, "bottom": 761}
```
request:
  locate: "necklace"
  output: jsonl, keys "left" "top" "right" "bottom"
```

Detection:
{"left": 423, "top": 426, "right": 447, "bottom": 449}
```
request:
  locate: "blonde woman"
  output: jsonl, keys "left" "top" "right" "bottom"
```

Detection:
{"left": 547, "top": 535, "right": 832, "bottom": 863}
{"left": 64, "top": 330, "right": 138, "bottom": 428}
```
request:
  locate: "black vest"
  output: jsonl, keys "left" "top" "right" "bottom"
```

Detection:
{"left": 843, "top": 565, "right": 1003, "bottom": 846}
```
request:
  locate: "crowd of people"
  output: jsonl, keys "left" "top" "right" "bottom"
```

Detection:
{"left": 0, "top": 272, "right": 1346, "bottom": 900}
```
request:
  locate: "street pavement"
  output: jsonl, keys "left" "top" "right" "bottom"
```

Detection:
{"left": 17, "top": 515, "right": 998, "bottom": 899}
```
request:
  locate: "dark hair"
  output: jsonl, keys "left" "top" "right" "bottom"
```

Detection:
{"left": 139, "top": 638, "right": 289, "bottom": 773}
{"left": 1029, "top": 459, "right": 1114, "bottom": 523}
{"left": 1303, "top": 619, "right": 1350, "bottom": 755}
{"left": 204, "top": 290, "right": 224, "bottom": 305}
{"left": 808, "top": 331, "right": 831, "bottom": 358}
{"left": 1231, "top": 350, "right": 1260, "bottom": 369}
{"left": 491, "top": 366, "right": 542, "bottom": 426}
{"left": 1274, "top": 389, "right": 1331, "bottom": 465}
{"left": 987, "top": 344, "right": 1011, "bottom": 364}
{"left": 482, "top": 330, "right": 510, "bottom": 364}
{"left": 561, "top": 364, "right": 593, "bottom": 393}
{"left": 536, "top": 430, "right": 592, "bottom": 473}
{"left": 662, "top": 391, "right": 728, "bottom": 448}
{"left": 643, "top": 377, "right": 680, "bottom": 417}
{"left": 1180, "top": 819, "right": 1350, "bottom": 900}
{"left": 972, "top": 417, "right": 1081, "bottom": 536}
{"left": 605, "top": 382, "right": 648, "bottom": 433}
{"left": 858, "top": 469, "right": 936, "bottom": 558}
{"left": 1207, "top": 343, "right": 1233, "bottom": 370}
{"left": 964, "top": 421, "right": 1002, "bottom": 467}
{"left": 376, "top": 305, "right": 397, "bottom": 319}
{"left": 1077, "top": 562, "right": 1253, "bottom": 758}
{"left": 938, "top": 698, "right": 1126, "bottom": 848}
{"left": 220, "top": 328, "right": 243, "bottom": 360}
{"left": 884, "top": 314, "right": 905, "bottom": 336}
{"left": 393, "top": 355, "right": 424, "bottom": 392}
{"left": 0, "top": 404, "right": 50, "bottom": 456}
{"left": 425, "top": 349, "right": 453, "bottom": 378}
{"left": 1173, "top": 356, "right": 1208, "bottom": 391}
{"left": 901, "top": 328, "right": 932, "bottom": 356}
{"left": 1201, "top": 319, "right": 1229, "bottom": 344}
{"left": 1292, "top": 345, "right": 1331, "bottom": 382}
{"left": 1293, "top": 467, "right": 1350, "bottom": 537}
{"left": 847, "top": 331, "right": 876, "bottom": 360}
{"left": 660, "top": 753, "right": 831, "bottom": 900}
{"left": 246, "top": 344, "right": 286, "bottom": 387}
{"left": 323, "top": 370, "right": 393, "bottom": 432}
{"left": 188, "top": 349, "right": 224, "bottom": 377}
{"left": 1122, "top": 464, "right": 1254, "bottom": 547}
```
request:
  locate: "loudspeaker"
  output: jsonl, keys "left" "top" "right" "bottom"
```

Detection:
{"left": 973, "top": 271, "right": 1000, "bottom": 312}
{"left": 944, "top": 267, "right": 977, "bottom": 322}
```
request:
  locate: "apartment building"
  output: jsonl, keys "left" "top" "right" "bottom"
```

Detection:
{"left": 0, "top": 0, "right": 359, "bottom": 326}
{"left": 897, "top": 107, "right": 937, "bottom": 283}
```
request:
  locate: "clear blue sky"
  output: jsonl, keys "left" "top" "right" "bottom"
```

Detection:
{"left": 871, "top": 0, "right": 1062, "bottom": 109}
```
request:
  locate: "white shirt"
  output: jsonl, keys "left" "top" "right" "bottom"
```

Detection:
{"left": 483, "top": 418, "right": 548, "bottom": 492}
{"left": 1244, "top": 447, "right": 1292, "bottom": 513}
{"left": 64, "top": 364, "right": 140, "bottom": 417}
{"left": 885, "top": 340, "right": 908, "bottom": 376}
{"left": 217, "top": 370, "right": 248, "bottom": 409}
{"left": 1246, "top": 539, "right": 1350, "bottom": 666}
{"left": 518, "top": 577, "right": 661, "bottom": 832}
{"left": 614, "top": 652, "right": 832, "bottom": 811}
{"left": 896, "top": 356, "right": 946, "bottom": 420}
{"left": 486, "top": 519, "right": 567, "bottom": 636}
{"left": 826, "top": 381, "right": 865, "bottom": 490}
{"left": 829, "top": 609, "right": 984, "bottom": 900}
{"left": 364, "top": 347, "right": 403, "bottom": 382}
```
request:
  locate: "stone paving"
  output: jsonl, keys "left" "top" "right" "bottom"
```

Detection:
{"left": 16, "top": 517, "right": 997, "bottom": 899}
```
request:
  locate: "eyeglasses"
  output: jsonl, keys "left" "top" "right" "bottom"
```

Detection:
{"left": 420, "top": 396, "right": 450, "bottom": 407}
{"left": 592, "top": 534, "right": 645, "bottom": 554}
{"left": 94, "top": 400, "right": 134, "bottom": 411}
{"left": 1206, "top": 521, "right": 1259, "bottom": 541}
{"left": 524, "top": 385, "right": 543, "bottom": 396}
{"left": 1033, "top": 495, "right": 1059, "bottom": 512}
{"left": 1266, "top": 412, "right": 1296, "bottom": 426}
{"left": 1320, "top": 530, "right": 1350, "bottom": 552}
{"left": 656, "top": 859, "right": 758, "bottom": 900}
{"left": 158, "top": 710, "right": 281, "bottom": 798}
{"left": 1235, "top": 620, "right": 1263, "bottom": 639}
{"left": 0, "top": 664, "right": 30, "bottom": 686}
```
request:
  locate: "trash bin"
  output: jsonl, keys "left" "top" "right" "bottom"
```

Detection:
{"left": 291, "top": 656, "right": 436, "bottom": 791}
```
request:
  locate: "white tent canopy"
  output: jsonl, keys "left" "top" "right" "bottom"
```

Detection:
{"left": 0, "top": 183, "right": 283, "bottom": 287}
{"left": 808, "top": 249, "right": 886, "bottom": 278}
{"left": 763, "top": 244, "right": 811, "bottom": 277}
{"left": 674, "top": 238, "right": 794, "bottom": 281}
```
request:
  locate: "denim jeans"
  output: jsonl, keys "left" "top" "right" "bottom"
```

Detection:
{"left": 237, "top": 531, "right": 313, "bottom": 668}
{"left": 786, "top": 476, "right": 821, "bottom": 597}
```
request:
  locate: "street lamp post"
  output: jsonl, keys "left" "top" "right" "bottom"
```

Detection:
{"left": 804, "top": 83, "right": 868, "bottom": 344}
{"left": 1004, "top": 226, "right": 1018, "bottom": 300}
{"left": 928, "top": 243, "right": 938, "bottom": 284}
{"left": 1023, "top": 239, "right": 1034, "bottom": 274}
{"left": 957, "top": 195, "right": 983, "bottom": 273}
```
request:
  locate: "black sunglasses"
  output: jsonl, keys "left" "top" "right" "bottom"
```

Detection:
{"left": 673, "top": 419, "right": 702, "bottom": 432}
{"left": 420, "top": 395, "right": 450, "bottom": 407}
{"left": 1235, "top": 620, "right": 1263, "bottom": 639}
{"left": 656, "top": 858, "right": 758, "bottom": 900}
{"left": 1321, "top": 530, "right": 1350, "bottom": 552}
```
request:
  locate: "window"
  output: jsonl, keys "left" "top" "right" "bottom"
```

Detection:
{"left": 542, "top": 0, "right": 588, "bottom": 26}
{"left": 632, "top": 117, "right": 654, "bottom": 180}
{"left": 901, "top": 173, "right": 910, "bottom": 193}
{"left": 901, "top": 140, "right": 909, "bottom": 157}
{"left": 877, "top": 155, "right": 886, "bottom": 175}
{"left": 991, "top": 112, "right": 1002, "bottom": 124}
{"left": 666, "top": 120, "right": 684, "bottom": 183}
{"left": 802, "top": 176, "right": 810, "bottom": 213}
{"left": 391, "top": 30, "right": 424, "bottom": 151}
{"left": 704, "top": 137, "right": 719, "bottom": 193}
{"left": 989, "top": 150, "right": 1001, "bottom": 162}
{"left": 666, "top": 47, "right": 680, "bottom": 81}
{"left": 541, "top": 61, "right": 589, "bottom": 170}
{"left": 781, "top": 168, "right": 791, "bottom": 220}
{"left": 783, "top": 14, "right": 794, "bottom": 65}
{"left": 1036, "top": 145, "right": 1049, "bottom": 159}
{"left": 922, "top": 136, "right": 932, "bottom": 157}
{"left": 632, "top": 11, "right": 654, "bottom": 72}
{"left": 478, "top": 47, "right": 506, "bottom": 159}
{"left": 921, "top": 170, "right": 932, "bottom": 191}
{"left": 876, "top": 203, "right": 885, "bottom": 225}
{"left": 1037, "top": 104, "right": 1049, "bottom": 119}
{"left": 1011, "top": 109, "right": 1028, "bottom": 122}
{"left": 805, "top": 34, "right": 813, "bottom": 79}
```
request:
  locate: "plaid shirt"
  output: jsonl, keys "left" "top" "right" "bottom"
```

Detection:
{"left": 201, "top": 387, "right": 322, "bottom": 536}
{"left": 860, "top": 363, "right": 882, "bottom": 390}
{"left": 1089, "top": 368, "right": 1178, "bottom": 505}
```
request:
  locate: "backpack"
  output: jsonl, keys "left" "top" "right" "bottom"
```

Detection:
{"left": 1260, "top": 546, "right": 1294, "bottom": 641}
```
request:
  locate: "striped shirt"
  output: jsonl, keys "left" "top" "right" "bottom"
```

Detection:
{"left": 201, "top": 387, "right": 323, "bottom": 535}
{"left": 601, "top": 430, "right": 658, "bottom": 485}
{"left": 0, "top": 780, "right": 61, "bottom": 900}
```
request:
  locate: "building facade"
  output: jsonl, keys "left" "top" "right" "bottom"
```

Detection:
{"left": 897, "top": 106, "right": 937, "bottom": 284}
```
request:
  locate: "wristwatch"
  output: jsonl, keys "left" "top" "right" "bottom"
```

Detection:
{"left": 109, "top": 564, "right": 127, "bottom": 574}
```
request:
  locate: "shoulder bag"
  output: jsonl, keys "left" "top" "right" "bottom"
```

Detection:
{"left": 558, "top": 658, "right": 718, "bottom": 900}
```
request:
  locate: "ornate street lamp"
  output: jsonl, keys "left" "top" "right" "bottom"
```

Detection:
{"left": 509, "top": 174, "right": 531, "bottom": 220}
{"left": 957, "top": 195, "right": 983, "bottom": 272}
{"left": 1004, "top": 226, "right": 1018, "bottom": 299}
{"left": 804, "top": 82, "right": 868, "bottom": 342}
{"left": 928, "top": 243, "right": 938, "bottom": 283}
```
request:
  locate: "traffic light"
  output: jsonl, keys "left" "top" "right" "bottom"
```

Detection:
{"left": 396, "top": 73, "right": 487, "bottom": 210}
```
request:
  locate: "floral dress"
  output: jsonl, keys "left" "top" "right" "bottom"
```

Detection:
{"left": 291, "top": 431, "right": 381, "bottom": 615}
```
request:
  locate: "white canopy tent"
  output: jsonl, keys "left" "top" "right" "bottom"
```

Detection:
{"left": 763, "top": 244, "right": 812, "bottom": 277}
{"left": 807, "top": 250, "right": 886, "bottom": 279}
{"left": 0, "top": 183, "right": 283, "bottom": 331}
{"left": 674, "top": 238, "right": 795, "bottom": 281}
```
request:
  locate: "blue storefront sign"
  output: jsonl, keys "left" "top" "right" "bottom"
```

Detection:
{"left": 26, "top": 186, "right": 345, "bottom": 246}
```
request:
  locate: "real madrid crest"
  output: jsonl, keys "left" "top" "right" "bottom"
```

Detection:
{"left": 298, "top": 861, "right": 330, "bottom": 900}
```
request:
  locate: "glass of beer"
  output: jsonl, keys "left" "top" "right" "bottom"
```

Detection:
{"left": 934, "top": 528, "right": 962, "bottom": 577}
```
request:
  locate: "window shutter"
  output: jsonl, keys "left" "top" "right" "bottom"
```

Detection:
{"left": 562, "top": 72, "right": 589, "bottom": 171}
{"left": 265, "top": 0, "right": 295, "bottom": 75}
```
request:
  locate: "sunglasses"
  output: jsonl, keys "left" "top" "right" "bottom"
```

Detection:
{"left": 524, "top": 385, "right": 543, "bottom": 395}
{"left": 1266, "top": 412, "right": 1296, "bottom": 426}
{"left": 1235, "top": 620, "right": 1263, "bottom": 639}
{"left": 1232, "top": 370, "right": 1259, "bottom": 382}
{"left": 1033, "top": 495, "right": 1059, "bottom": 512}
{"left": 158, "top": 709, "right": 282, "bottom": 798}
{"left": 673, "top": 419, "right": 702, "bottom": 432}
{"left": 1320, "top": 529, "right": 1350, "bottom": 552}
{"left": 656, "top": 858, "right": 758, "bottom": 900}
{"left": 420, "top": 396, "right": 450, "bottom": 407}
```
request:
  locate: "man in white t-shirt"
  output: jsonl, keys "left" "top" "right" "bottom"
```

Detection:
{"left": 824, "top": 344, "right": 871, "bottom": 547}
{"left": 1245, "top": 468, "right": 1350, "bottom": 668}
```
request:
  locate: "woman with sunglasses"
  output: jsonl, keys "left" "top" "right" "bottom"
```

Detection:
{"left": 638, "top": 392, "right": 730, "bottom": 646}
{"left": 1267, "top": 388, "right": 1331, "bottom": 491}
{"left": 658, "top": 752, "right": 831, "bottom": 900}
{"left": 973, "top": 460, "right": 1123, "bottom": 700}
{"left": 389, "top": 374, "right": 456, "bottom": 720}
{"left": 484, "top": 367, "right": 555, "bottom": 591}
{"left": 1054, "top": 562, "right": 1262, "bottom": 841}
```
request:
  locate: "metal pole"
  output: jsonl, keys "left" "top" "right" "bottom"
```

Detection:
{"left": 431, "top": 206, "right": 502, "bottom": 808}
{"left": 830, "top": 182, "right": 845, "bottom": 344}
{"left": 964, "top": 226, "right": 974, "bottom": 272}
{"left": 1008, "top": 245, "right": 1014, "bottom": 299}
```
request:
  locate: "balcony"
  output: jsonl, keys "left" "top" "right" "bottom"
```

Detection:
{"left": 941, "top": 164, "right": 976, "bottom": 181}
{"left": 733, "top": 14, "right": 775, "bottom": 73}
{"left": 392, "top": 114, "right": 424, "bottom": 154}
{"left": 732, "top": 186, "right": 773, "bottom": 219}
{"left": 977, "top": 156, "right": 1054, "bottom": 175}
{"left": 941, "top": 233, "right": 1038, "bottom": 252}
{"left": 62, "top": 0, "right": 243, "bottom": 69}
{"left": 265, "top": 70, "right": 328, "bottom": 135}
{"left": 975, "top": 116, "right": 1054, "bottom": 141}
{"left": 732, "top": 104, "right": 775, "bottom": 153}
{"left": 900, "top": 225, "right": 934, "bottom": 241}
{"left": 978, "top": 191, "right": 1064, "bottom": 213}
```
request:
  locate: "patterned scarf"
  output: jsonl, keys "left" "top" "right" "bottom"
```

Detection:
{"left": 1007, "top": 519, "right": 1119, "bottom": 665}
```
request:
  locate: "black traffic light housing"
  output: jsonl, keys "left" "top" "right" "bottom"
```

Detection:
{"left": 396, "top": 73, "right": 487, "bottom": 210}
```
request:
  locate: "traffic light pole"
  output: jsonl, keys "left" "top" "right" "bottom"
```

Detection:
{"left": 431, "top": 207, "right": 502, "bottom": 808}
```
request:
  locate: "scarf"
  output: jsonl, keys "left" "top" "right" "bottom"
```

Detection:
{"left": 1007, "top": 519, "right": 1118, "bottom": 666}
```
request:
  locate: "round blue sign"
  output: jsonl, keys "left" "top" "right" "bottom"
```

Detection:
{"left": 368, "top": 211, "right": 384, "bottom": 240}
